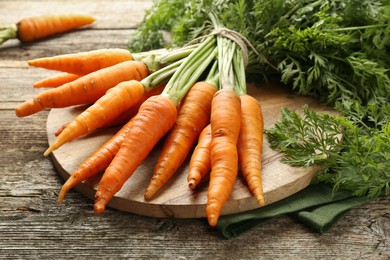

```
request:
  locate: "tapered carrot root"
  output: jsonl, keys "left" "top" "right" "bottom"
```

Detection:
{"left": 188, "top": 124, "right": 212, "bottom": 190}
{"left": 207, "top": 88, "right": 241, "bottom": 226}
{"left": 100, "top": 84, "right": 165, "bottom": 128}
{"left": 58, "top": 117, "right": 135, "bottom": 204}
{"left": 238, "top": 95, "right": 265, "bottom": 206}
{"left": 17, "top": 14, "right": 95, "bottom": 42}
{"left": 15, "top": 60, "right": 148, "bottom": 117}
{"left": 144, "top": 82, "right": 216, "bottom": 200}
{"left": 54, "top": 85, "right": 165, "bottom": 136}
{"left": 94, "top": 95, "right": 178, "bottom": 213}
{"left": 28, "top": 48, "right": 133, "bottom": 75}
{"left": 44, "top": 80, "right": 145, "bottom": 156}
{"left": 33, "top": 72, "right": 81, "bottom": 88}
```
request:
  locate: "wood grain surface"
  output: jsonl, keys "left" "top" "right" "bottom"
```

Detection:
{"left": 0, "top": 1, "right": 389, "bottom": 259}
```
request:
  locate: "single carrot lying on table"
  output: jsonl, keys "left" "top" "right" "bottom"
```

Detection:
{"left": 0, "top": 14, "right": 95, "bottom": 45}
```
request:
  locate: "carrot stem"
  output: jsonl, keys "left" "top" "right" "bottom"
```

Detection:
{"left": 163, "top": 37, "right": 217, "bottom": 105}
{"left": 141, "top": 59, "right": 184, "bottom": 91}
{"left": 0, "top": 24, "right": 17, "bottom": 45}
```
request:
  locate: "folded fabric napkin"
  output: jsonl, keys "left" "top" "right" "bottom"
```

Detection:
{"left": 216, "top": 183, "right": 371, "bottom": 238}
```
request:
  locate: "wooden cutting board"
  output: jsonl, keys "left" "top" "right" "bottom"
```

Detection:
{"left": 47, "top": 83, "right": 335, "bottom": 218}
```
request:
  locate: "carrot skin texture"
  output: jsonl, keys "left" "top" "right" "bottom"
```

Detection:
{"left": 44, "top": 80, "right": 145, "bottom": 156}
{"left": 102, "top": 84, "right": 165, "bottom": 128}
{"left": 33, "top": 72, "right": 81, "bottom": 88}
{"left": 94, "top": 95, "right": 178, "bottom": 213}
{"left": 15, "top": 60, "right": 148, "bottom": 117}
{"left": 58, "top": 118, "right": 135, "bottom": 204}
{"left": 28, "top": 48, "right": 133, "bottom": 75}
{"left": 53, "top": 84, "right": 164, "bottom": 136}
{"left": 207, "top": 88, "right": 241, "bottom": 226}
{"left": 238, "top": 95, "right": 265, "bottom": 206}
{"left": 144, "top": 82, "right": 216, "bottom": 200}
{"left": 17, "top": 14, "right": 95, "bottom": 42}
{"left": 188, "top": 124, "right": 212, "bottom": 190}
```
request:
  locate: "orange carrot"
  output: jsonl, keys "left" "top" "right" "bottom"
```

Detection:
{"left": 15, "top": 60, "right": 149, "bottom": 117}
{"left": 53, "top": 84, "right": 165, "bottom": 136}
{"left": 100, "top": 84, "right": 165, "bottom": 128}
{"left": 237, "top": 94, "right": 265, "bottom": 206}
{"left": 58, "top": 117, "right": 135, "bottom": 204}
{"left": 28, "top": 48, "right": 133, "bottom": 75}
{"left": 187, "top": 124, "right": 212, "bottom": 190}
{"left": 144, "top": 81, "right": 216, "bottom": 200}
{"left": 94, "top": 94, "right": 178, "bottom": 213}
{"left": 16, "top": 14, "right": 95, "bottom": 42}
{"left": 207, "top": 88, "right": 241, "bottom": 226}
{"left": 33, "top": 72, "right": 81, "bottom": 88}
{"left": 44, "top": 80, "right": 146, "bottom": 156}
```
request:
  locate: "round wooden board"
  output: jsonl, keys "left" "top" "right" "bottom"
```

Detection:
{"left": 47, "top": 83, "right": 335, "bottom": 218}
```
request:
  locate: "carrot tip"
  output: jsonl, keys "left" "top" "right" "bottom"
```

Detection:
{"left": 188, "top": 179, "right": 197, "bottom": 190}
{"left": 256, "top": 195, "right": 265, "bottom": 206}
{"left": 144, "top": 189, "right": 155, "bottom": 201}
{"left": 94, "top": 203, "right": 106, "bottom": 214}
{"left": 207, "top": 215, "right": 218, "bottom": 227}
{"left": 43, "top": 148, "right": 52, "bottom": 157}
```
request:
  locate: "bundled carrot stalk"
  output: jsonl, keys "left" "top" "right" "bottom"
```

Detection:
{"left": 0, "top": 14, "right": 95, "bottom": 45}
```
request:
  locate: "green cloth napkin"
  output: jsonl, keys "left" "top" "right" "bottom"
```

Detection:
{"left": 216, "top": 183, "right": 371, "bottom": 238}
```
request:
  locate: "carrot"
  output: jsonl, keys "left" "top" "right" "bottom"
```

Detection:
{"left": 237, "top": 94, "right": 265, "bottom": 206}
{"left": 44, "top": 80, "right": 146, "bottom": 156}
{"left": 144, "top": 81, "right": 217, "bottom": 200}
{"left": 53, "top": 83, "right": 165, "bottom": 137}
{"left": 58, "top": 117, "right": 135, "bottom": 204}
{"left": 28, "top": 48, "right": 133, "bottom": 75}
{"left": 187, "top": 124, "right": 212, "bottom": 190}
{"left": 33, "top": 72, "right": 81, "bottom": 88}
{"left": 94, "top": 94, "right": 178, "bottom": 213}
{"left": 99, "top": 84, "right": 165, "bottom": 128}
{"left": 16, "top": 14, "right": 95, "bottom": 42}
{"left": 15, "top": 60, "right": 149, "bottom": 117}
{"left": 206, "top": 88, "right": 241, "bottom": 226}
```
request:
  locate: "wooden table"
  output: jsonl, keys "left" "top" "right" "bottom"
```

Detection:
{"left": 1, "top": 1, "right": 389, "bottom": 258}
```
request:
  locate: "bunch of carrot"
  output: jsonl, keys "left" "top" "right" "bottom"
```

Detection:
{"left": 15, "top": 15, "right": 265, "bottom": 227}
